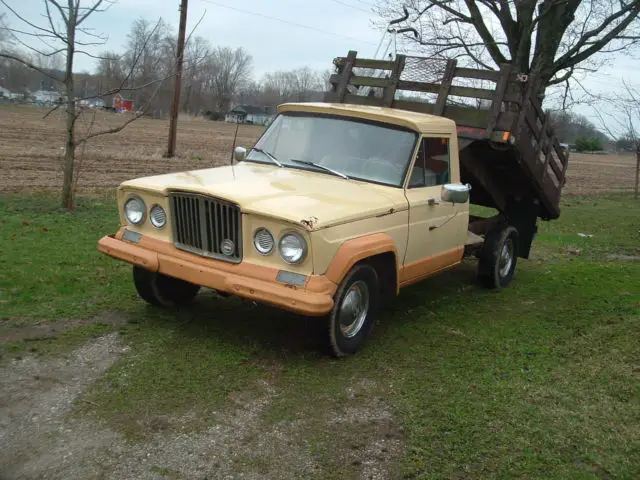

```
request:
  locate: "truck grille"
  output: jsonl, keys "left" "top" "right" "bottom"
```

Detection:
{"left": 169, "top": 192, "right": 242, "bottom": 263}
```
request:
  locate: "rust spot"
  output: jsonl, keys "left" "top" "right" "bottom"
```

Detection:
{"left": 300, "top": 216, "right": 319, "bottom": 230}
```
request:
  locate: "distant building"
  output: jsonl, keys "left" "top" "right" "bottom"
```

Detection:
{"left": 33, "top": 89, "right": 61, "bottom": 104}
{"left": 113, "top": 93, "right": 133, "bottom": 112}
{"left": 0, "top": 86, "right": 22, "bottom": 100}
{"left": 225, "top": 105, "right": 274, "bottom": 125}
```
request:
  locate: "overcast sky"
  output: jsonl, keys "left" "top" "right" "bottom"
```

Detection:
{"left": 3, "top": 0, "right": 639, "bottom": 128}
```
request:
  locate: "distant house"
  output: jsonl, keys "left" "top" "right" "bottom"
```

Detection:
{"left": 0, "top": 86, "right": 21, "bottom": 100}
{"left": 113, "top": 93, "right": 133, "bottom": 112}
{"left": 33, "top": 89, "right": 61, "bottom": 104}
{"left": 225, "top": 105, "right": 274, "bottom": 125}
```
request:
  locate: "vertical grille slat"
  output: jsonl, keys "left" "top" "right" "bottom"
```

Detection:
{"left": 169, "top": 192, "right": 242, "bottom": 263}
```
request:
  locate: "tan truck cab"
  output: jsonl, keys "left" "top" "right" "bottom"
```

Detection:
{"left": 98, "top": 102, "right": 522, "bottom": 356}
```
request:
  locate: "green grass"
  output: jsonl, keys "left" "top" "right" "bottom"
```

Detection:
{"left": 0, "top": 193, "right": 138, "bottom": 320}
{"left": 1, "top": 192, "right": 639, "bottom": 478}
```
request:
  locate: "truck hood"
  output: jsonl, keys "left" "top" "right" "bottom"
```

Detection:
{"left": 120, "top": 162, "right": 403, "bottom": 229}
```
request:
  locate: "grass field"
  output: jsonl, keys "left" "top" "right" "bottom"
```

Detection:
{"left": 1, "top": 104, "right": 639, "bottom": 479}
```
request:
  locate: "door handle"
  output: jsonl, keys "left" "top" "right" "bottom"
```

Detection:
{"left": 427, "top": 197, "right": 440, "bottom": 206}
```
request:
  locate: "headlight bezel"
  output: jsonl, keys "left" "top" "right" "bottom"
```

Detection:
{"left": 253, "top": 227, "right": 275, "bottom": 255}
{"left": 123, "top": 194, "right": 146, "bottom": 226}
{"left": 149, "top": 204, "right": 167, "bottom": 229}
{"left": 278, "top": 231, "right": 308, "bottom": 265}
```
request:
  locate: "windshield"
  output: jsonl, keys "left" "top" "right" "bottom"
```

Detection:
{"left": 245, "top": 112, "right": 418, "bottom": 187}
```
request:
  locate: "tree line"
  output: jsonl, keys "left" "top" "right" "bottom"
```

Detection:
{"left": 0, "top": 16, "right": 330, "bottom": 116}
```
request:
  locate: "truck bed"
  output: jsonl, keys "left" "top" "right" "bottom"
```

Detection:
{"left": 324, "top": 50, "right": 568, "bottom": 222}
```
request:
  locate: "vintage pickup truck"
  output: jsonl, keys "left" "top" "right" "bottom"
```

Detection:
{"left": 98, "top": 51, "right": 568, "bottom": 356}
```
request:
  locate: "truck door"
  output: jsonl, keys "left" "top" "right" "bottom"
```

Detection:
{"left": 401, "top": 135, "right": 468, "bottom": 286}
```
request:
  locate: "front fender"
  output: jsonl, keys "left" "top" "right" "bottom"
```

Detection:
{"left": 324, "top": 232, "right": 398, "bottom": 285}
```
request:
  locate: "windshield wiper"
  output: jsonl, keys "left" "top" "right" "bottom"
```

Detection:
{"left": 290, "top": 159, "right": 349, "bottom": 180}
{"left": 250, "top": 147, "right": 283, "bottom": 167}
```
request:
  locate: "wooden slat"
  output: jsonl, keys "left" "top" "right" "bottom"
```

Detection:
{"left": 525, "top": 107, "right": 542, "bottom": 141}
{"left": 335, "top": 50, "right": 357, "bottom": 101}
{"left": 382, "top": 55, "right": 406, "bottom": 107}
{"left": 434, "top": 59, "right": 457, "bottom": 116}
{"left": 398, "top": 80, "right": 497, "bottom": 100}
{"left": 512, "top": 75, "right": 536, "bottom": 136}
{"left": 453, "top": 67, "right": 500, "bottom": 82}
{"left": 547, "top": 150, "right": 563, "bottom": 179}
{"left": 354, "top": 58, "right": 396, "bottom": 70}
{"left": 484, "top": 63, "right": 512, "bottom": 138}
{"left": 536, "top": 112, "right": 551, "bottom": 179}
{"left": 332, "top": 56, "right": 393, "bottom": 70}
{"left": 329, "top": 74, "right": 392, "bottom": 88}
{"left": 541, "top": 146, "right": 552, "bottom": 182}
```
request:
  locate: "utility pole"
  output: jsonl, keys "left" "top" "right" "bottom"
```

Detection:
{"left": 166, "top": 0, "right": 188, "bottom": 158}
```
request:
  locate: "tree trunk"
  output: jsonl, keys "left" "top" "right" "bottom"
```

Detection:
{"left": 635, "top": 147, "right": 639, "bottom": 200}
{"left": 61, "top": 6, "right": 77, "bottom": 210}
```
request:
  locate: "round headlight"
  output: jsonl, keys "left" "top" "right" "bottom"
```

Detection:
{"left": 124, "top": 195, "right": 146, "bottom": 225}
{"left": 279, "top": 232, "right": 307, "bottom": 264}
{"left": 254, "top": 228, "right": 274, "bottom": 255}
{"left": 149, "top": 204, "right": 167, "bottom": 229}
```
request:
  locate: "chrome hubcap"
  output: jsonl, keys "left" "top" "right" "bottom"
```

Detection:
{"left": 499, "top": 238, "right": 514, "bottom": 278}
{"left": 338, "top": 280, "right": 369, "bottom": 338}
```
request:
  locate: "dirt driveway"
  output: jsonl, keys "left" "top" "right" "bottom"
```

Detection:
{"left": 0, "top": 322, "right": 404, "bottom": 480}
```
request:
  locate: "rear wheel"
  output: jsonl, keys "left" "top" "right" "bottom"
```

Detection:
{"left": 328, "top": 264, "right": 380, "bottom": 357}
{"left": 133, "top": 266, "right": 201, "bottom": 306}
{"left": 477, "top": 225, "right": 519, "bottom": 289}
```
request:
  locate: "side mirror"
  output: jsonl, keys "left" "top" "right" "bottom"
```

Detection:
{"left": 441, "top": 183, "right": 471, "bottom": 204}
{"left": 233, "top": 146, "right": 247, "bottom": 163}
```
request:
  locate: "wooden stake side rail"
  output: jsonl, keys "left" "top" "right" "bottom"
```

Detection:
{"left": 325, "top": 50, "right": 569, "bottom": 219}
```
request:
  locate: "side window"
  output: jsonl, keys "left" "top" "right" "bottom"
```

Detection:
{"left": 408, "top": 136, "right": 450, "bottom": 188}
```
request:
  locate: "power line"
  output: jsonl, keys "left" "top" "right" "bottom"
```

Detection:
{"left": 328, "top": 0, "right": 372, "bottom": 14}
{"left": 351, "top": 0, "right": 378, "bottom": 8}
{"left": 197, "top": 0, "right": 377, "bottom": 46}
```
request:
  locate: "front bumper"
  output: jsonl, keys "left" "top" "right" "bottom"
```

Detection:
{"left": 98, "top": 229, "right": 336, "bottom": 316}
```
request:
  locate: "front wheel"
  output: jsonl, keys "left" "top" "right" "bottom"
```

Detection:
{"left": 133, "top": 266, "right": 201, "bottom": 307}
{"left": 328, "top": 264, "right": 380, "bottom": 357}
{"left": 477, "top": 225, "right": 519, "bottom": 289}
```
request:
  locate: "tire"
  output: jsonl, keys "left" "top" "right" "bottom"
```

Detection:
{"left": 328, "top": 263, "right": 380, "bottom": 357}
{"left": 477, "top": 225, "right": 519, "bottom": 289}
{"left": 133, "top": 266, "right": 201, "bottom": 307}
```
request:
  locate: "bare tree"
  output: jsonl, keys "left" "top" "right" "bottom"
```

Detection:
{"left": 596, "top": 81, "right": 640, "bottom": 199}
{"left": 0, "top": 4, "right": 182, "bottom": 209}
{"left": 375, "top": 1, "right": 640, "bottom": 99}
{"left": 208, "top": 46, "right": 252, "bottom": 113}
{"left": 0, "top": 0, "right": 118, "bottom": 209}
{"left": 181, "top": 35, "right": 211, "bottom": 114}
{"left": 260, "top": 67, "right": 325, "bottom": 104}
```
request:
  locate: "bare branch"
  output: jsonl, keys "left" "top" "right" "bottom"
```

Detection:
{"left": 77, "top": 0, "right": 106, "bottom": 26}
{"left": 0, "top": 25, "right": 59, "bottom": 39}
{"left": 184, "top": 8, "right": 207, "bottom": 49}
{"left": 47, "top": 0, "right": 69, "bottom": 23}
{"left": 0, "top": 52, "right": 63, "bottom": 82}
{"left": 43, "top": 0, "right": 68, "bottom": 42}
{"left": 0, "top": 0, "right": 63, "bottom": 41}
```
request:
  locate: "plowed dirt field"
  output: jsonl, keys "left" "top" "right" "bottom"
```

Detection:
{"left": 1, "top": 105, "right": 637, "bottom": 195}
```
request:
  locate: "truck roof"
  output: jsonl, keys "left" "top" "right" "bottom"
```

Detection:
{"left": 277, "top": 102, "right": 457, "bottom": 135}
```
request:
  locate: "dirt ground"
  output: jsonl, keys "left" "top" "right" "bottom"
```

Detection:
{"left": 0, "top": 105, "right": 264, "bottom": 193}
{"left": 0, "top": 323, "right": 403, "bottom": 480}
{"left": 0, "top": 104, "right": 638, "bottom": 195}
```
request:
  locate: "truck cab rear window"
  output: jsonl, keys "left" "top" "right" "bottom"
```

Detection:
{"left": 408, "top": 137, "right": 450, "bottom": 188}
